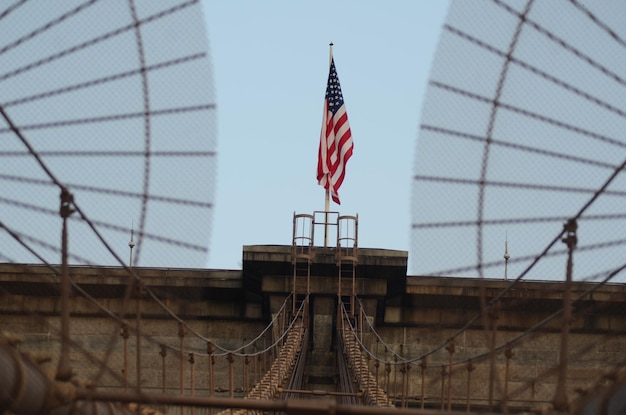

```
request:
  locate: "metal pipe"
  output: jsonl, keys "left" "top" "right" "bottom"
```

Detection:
{"left": 359, "top": 307, "right": 363, "bottom": 343}
{"left": 281, "top": 309, "right": 286, "bottom": 347}
{"left": 178, "top": 323, "right": 185, "bottom": 395}
{"left": 374, "top": 360, "right": 380, "bottom": 398}
{"left": 392, "top": 356, "right": 398, "bottom": 406}
{"left": 401, "top": 363, "right": 409, "bottom": 408}
{"left": 351, "top": 264, "right": 355, "bottom": 317}
{"left": 280, "top": 388, "right": 361, "bottom": 397}
{"left": 227, "top": 353, "right": 234, "bottom": 399}
{"left": 189, "top": 353, "right": 195, "bottom": 415}
{"left": 207, "top": 342, "right": 214, "bottom": 415}
{"left": 0, "top": 344, "right": 54, "bottom": 415}
{"left": 307, "top": 262, "right": 311, "bottom": 297}
{"left": 0, "top": 344, "right": 138, "bottom": 415}
{"left": 466, "top": 360, "right": 474, "bottom": 413}
{"left": 420, "top": 357, "right": 427, "bottom": 410}
{"left": 189, "top": 353, "right": 195, "bottom": 395}
{"left": 553, "top": 218, "right": 576, "bottom": 411}
{"left": 446, "top": 339, "right": 455, "bottom": 411}
{"left": 292, "top": 264, "right": 297, "bottom": 316}
{"left": 504, "top": 345, "right": 513, "bottom": 414}
{"left": 385, "top": 362, "right": 391, "bottom": 406}
{"left": 488, "top": 303, "right": 499, "bottom": 411}
{"left": 56, "top": 187, "right": 73, "bottom": 382}
{"left": 50, "top": 400, "right": 134, "bottom": 415}
{"left": 159, "top": 344, "right": 167, "bottom": 394}
{"left": 244, "top": 354, "right": 250, "bottom": 394}
{"left": 366, "top": 354, "right": 371, "bottom": 401}
{"left": 337, "top": 293, "right": 342, "bottom": 330}
{"left": 121, "top": 325, "right": 129, "bottom": 391}
{"left": 263, "top": 338, "right": 267, "bottom": 376}
{"left": 440, "top": 365, "right": 446, "bottom": 411}
{"left": 256, "top": 353, "right": 261, "bottom": 392}
{"left": 135, "top": 280, "right": 142, "bottom": 415}
{"left": 77, "top": 388, "right": 499, "bottom": 415}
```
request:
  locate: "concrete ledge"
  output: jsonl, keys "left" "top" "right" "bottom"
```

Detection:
{"left": 407, "top": 275, "right": 626, "bottom": 303}
{"left": 262, "top": 275, "right": 387, "bottom": 295}
{"left": 243, "top": 244, "right": 407, "bottom": 267}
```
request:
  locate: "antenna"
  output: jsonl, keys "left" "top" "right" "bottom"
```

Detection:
{"left": 129, "top": 223, "right": 136, "bottom": 267}
{"left": 504, "top": 233, "right": 510, "bottom": 281}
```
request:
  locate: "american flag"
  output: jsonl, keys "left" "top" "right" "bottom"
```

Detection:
{"left": 317, "top": 57, "right": 353, "bottom": 205}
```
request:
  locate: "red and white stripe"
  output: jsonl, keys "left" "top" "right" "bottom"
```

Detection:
{"left": 317, "top": 62, "right": 353, "bottom": 204}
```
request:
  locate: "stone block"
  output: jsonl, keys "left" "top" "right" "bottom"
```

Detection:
{"left": 384, "top": 307, "right": 401, "bottom": 323}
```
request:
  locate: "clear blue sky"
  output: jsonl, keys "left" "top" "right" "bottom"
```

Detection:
{"left": 203, "top": 1, "right": 450, "bottom": 270}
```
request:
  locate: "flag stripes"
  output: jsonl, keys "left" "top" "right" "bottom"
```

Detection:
{"left": 317, "top": 56, "right": 353, "bottom": 205}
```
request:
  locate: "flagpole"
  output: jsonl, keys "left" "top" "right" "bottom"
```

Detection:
{"left": 324, "top": 189, "right": 330, "bottom": 247}
{"left": 324, "top": 42, "right": 333, "bottom": 248}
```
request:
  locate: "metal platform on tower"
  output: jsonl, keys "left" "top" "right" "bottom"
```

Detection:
{"left": 241, "top": 211, "right": 408, "bottom": 321}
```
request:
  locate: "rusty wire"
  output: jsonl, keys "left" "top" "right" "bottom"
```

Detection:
{"left": 353, "top": 241, "right": 626, "bottom": 366}
{"left": 1, "top": 0, "right": 216, "bottom": 268}
{"left": 414, "top": 0, "right": 626, "bottom": 282}
{"left": 0, "top": 0, "right": 219, "bottom": 398}
{"left": 0, "top": 0, "right": 199, "bottom": 83}
{"left": 4, "top": 0, "right": 626, "bottom": 411}
{"left": 412, "top": 5, "right": 626, "bottom": 409}
{"left": 2, "top": 53, "right": 208, "bottom": 109}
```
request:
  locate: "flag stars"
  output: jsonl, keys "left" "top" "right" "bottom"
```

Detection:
{"left": 325, "top": 61, "right": 345, "bottom": 114}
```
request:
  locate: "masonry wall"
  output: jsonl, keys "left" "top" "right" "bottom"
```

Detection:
{"left": 5, "top": 313, "right": 272, "bottom": 396}
{"left": 2, "top": 260, "right": 626, "bottom": 412}
{"left": 365, "top": 325, "right": 626, "bottom": 411}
